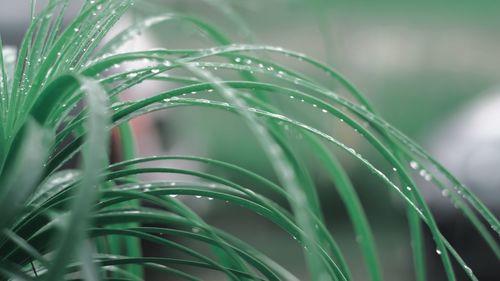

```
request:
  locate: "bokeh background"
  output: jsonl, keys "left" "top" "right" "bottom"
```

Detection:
{"left": 1, "top": 1, "right": 499, "bottom": 280}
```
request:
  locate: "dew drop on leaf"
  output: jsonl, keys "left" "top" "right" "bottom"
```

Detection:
{"left": 464, "top": 265, "right": 472, "bottom": 275}
{"left": 441, "top": 189, "right": 450, "bottom": 197}
{"left": 424, "top": 174, "right": 432, "bottom": 182}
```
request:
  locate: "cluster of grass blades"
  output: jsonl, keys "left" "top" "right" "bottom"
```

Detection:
{"left": 0, "top": 0, "right": 498, "bottom": 280}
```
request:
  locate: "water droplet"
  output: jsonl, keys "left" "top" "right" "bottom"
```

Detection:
{"left": 463, "top": 265, "right": 473, "bottom": 275}
{"left": 74, "top": 28, "right": 79, "bottom": 32}
{"left": 169, "top": 194, "right": 178, "bottom": 198}
{"left": 406, "top": 186, "right": 412, "bottom": 191}
{"left": 208, "top": 197, "right": 214, "bottom": 201}
{"left": 151, "top": 69, "right": 160, "bottom": 74}
{"left": 195, "top": 195, "right": 202, "bottom": 199}
{"left": 392, "top": 167, "right": 398, "bottom": 172}
{"left": 410, "top": 161, "right": 419, "bottom": 169}
{"left": 441, "top": 189, "right": 450, "bottom": 197}
{"left": 424, "top": 174, "right": 432, "bottom": 182}
{"left": 321, "top": 109, "right": 327, "bottom": 113}
{"left": 234, "top": 57, "right": 241, "bottom": 63}
{"left": 436, "top": 249, "right": 442, "bottom": 255}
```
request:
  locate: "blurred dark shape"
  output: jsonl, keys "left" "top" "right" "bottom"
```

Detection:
{"left": 425, "top": 90, "right": 500, "bottom": 280}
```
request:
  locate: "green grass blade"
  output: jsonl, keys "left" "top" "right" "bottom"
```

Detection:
{"left": 0, "top": 118, "right": 52, "bottom": 234}
{"left": 42, "top": 76, "right": 110, "bottom": 281}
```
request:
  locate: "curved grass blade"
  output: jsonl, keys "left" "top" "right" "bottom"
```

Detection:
{"left": 42, "top": 76, "right": 110, "bottom": 281}
{"left": 0, "top": 118, "right": 52, "bottom": 235}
